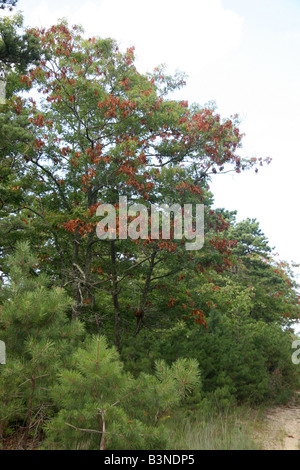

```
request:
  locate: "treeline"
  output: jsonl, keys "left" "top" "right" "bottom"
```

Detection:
{"left": 0, "top": 13, "right": 299, "bottom": 450}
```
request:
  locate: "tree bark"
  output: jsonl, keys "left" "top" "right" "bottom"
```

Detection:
{"left": 135, "top": 248, "right": 157, "bottom": 336}
{"left": 110, "top": 241, "right": 121, "bottom": 352}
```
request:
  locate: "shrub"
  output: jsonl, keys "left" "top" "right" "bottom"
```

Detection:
{"left": 0, "top": 242, "right": 85, "bottom": 447}
{"left": 42, "top": 336, "right": 200, "bottom": 450}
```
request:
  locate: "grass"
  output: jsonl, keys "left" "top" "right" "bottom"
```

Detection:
{"left": 166, "top": 406, "right": 263, "bottom": 450}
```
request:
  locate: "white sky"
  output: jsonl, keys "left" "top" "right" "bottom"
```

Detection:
{"left": 10, "top": 0, "right": 300, "bottom": 282}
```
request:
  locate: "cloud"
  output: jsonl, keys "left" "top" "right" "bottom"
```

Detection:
{"left": 22, "top": 0, "right": 243, "bottom": 75}
{"left": 18, "top": 0, "right": 72, "bottom": 28}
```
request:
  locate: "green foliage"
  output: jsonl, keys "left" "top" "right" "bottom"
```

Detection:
{"left": 122, "top": 318, "right": 298, "bottom": 406}
{"left": 0, "top": 19, "right": 270, "bottom": 349}
{"left": 0, "top": 1, "right": 17, "bottom": 11}
{"left": 42, "top": 336, "right": 200, "bottom": 450}
{"left": 0, "top": 14, "right": 43, "bottom": 73}
{"left": 0, "top": 242, "right": 85, "bottom": 445}
{"left": 0, "top": 16, "right": 299, "bottom": 451}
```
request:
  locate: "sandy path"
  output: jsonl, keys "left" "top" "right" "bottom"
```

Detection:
{"left": 259, "top": 396, "right": 300, "bottom": 450}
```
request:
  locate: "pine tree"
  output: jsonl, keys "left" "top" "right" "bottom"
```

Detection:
{"left": 42, "top": 336, "right": 200, "bottom": 450}
{"left": 0, "top": 13, "right": 43, "bottom": 73}
{"left": 0, "top": 242, "right": 85, "bottom": 448}
{"left": 0, "top": 1, "right": 17, "bottom": 11}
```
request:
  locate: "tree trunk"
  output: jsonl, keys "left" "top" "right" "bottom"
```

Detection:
{"left": 110, "top": 241, "right": 121, "bottom": 352}
{"left": 23, "top": 376, "right": 35, "bottom": 450}
{"left": 135, "top": 248, "right": 157, "bottom": 336}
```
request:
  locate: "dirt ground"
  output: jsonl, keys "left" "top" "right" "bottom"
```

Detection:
{"left": 256, "top": 393, "right": 300, "bottom": 450}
